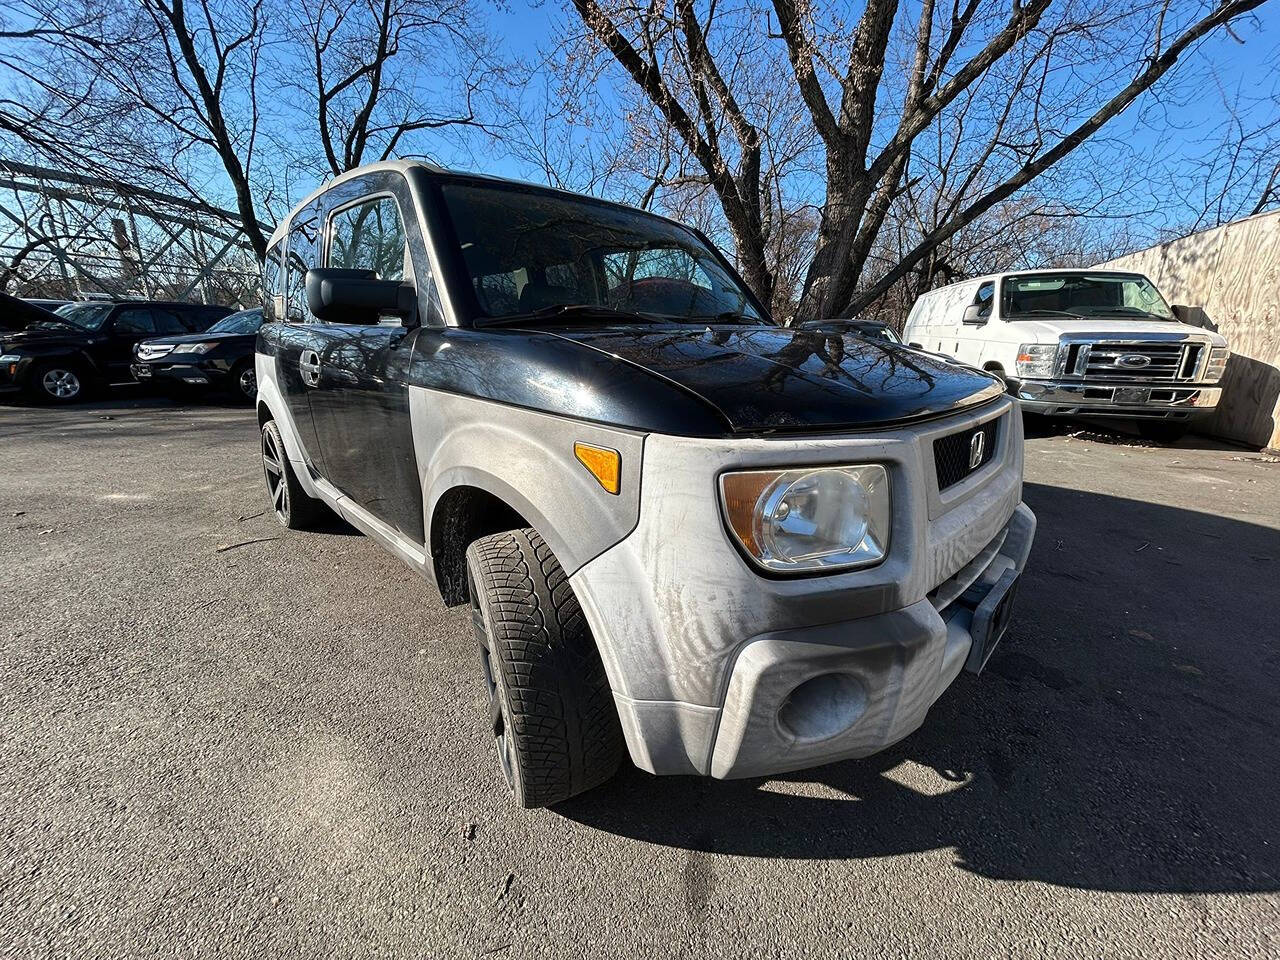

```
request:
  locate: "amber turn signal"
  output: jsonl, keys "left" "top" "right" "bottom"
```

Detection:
{"left": 574, "top": 442, "right": 621, "bottom": 495}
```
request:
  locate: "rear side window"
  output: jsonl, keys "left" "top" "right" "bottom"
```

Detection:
{"left": 113, "top": 307, "right": 155, "bottom": 335}
{"left": 285, "top": 202, "right": 322, "bottom": 323}
{"left": 262, "top": 241, "right": 283, "bottom": 321}
{"left": 152, "top": 308, "right": 193, "bottom": 334}
{"left": 329, "top": 196, "right": 409, "bottom": 282}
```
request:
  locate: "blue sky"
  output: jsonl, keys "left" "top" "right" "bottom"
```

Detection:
{"left": 463, "top": 1, "right": 1280, "bottom": 244}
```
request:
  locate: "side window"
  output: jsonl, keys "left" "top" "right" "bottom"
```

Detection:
{"left": 329, "top": 196, "right": 409, "bottom": 282}
{"left": 152, "top": 308, "right": 190, "bottom": 334}
{"left": 114, "top": 308, "right": 155, "bottom": 335}
{"left": 286, "top": 202, "right": 322, "bottom": 323}
{"left": 262, "top": 240, "right": 284, "bottom": 322}
{"left": 975, "top": 281, "right": 994, "bottom": 318}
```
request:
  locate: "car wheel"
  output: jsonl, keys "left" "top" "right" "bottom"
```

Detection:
{"left": 232, "top": 360, "right": 257, "bottom": 404}
{"left": 1137, "top": 420, "right": 1189, "bottom": 444}
{"left": 465, "top": 527, "right": 625, "bottom": 808}
{"left": 31, "top": 362, "right": 85, "bottom": 404}
{"left": 260, "top": 419, "right": 326, "bottom": 529}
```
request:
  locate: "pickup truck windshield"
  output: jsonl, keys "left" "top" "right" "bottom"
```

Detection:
{"left": 440, "top": 183, "right": 768, "bottom": 325}
{"left": 1002, "top": 272, "right": 1174, "bottom": 320}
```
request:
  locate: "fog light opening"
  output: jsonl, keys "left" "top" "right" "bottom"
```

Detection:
{"left": 777, "top": 673, "right": 868, "bottom": 743}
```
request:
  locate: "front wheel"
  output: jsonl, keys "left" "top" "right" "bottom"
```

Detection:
{"left": 260, "top": 420, "right": 326, "bottom": 529}
{"left": 29, "top": 362, "right": 86, "bottom": 404}
{"left": 230, "top": 360, "right": 257, "bottom": 405}
{"left": 465, "top": 528, "right": 625, "bottom": 808}
{"left": 1137, "top": 420, "right": 1189, "bottom": 444}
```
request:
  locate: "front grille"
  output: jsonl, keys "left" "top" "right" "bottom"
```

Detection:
{"left": 934, "top": 417, "right": 999, "bottom": 491}
{"left": 1078, "top": 342, "right": 1201, "bottom": 382}
{"left": 136, "top": 343, "right": 174, "bottom": 361}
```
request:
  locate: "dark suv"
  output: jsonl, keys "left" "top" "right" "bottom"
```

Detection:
{"left": 254, "top": 161, "right": 1035, "bottom": 808}
{"left": 132, "top": 307, "right": 263, "bottom": 403}
{"left": 0, "top": 300, "right": 231, "bottom": 402}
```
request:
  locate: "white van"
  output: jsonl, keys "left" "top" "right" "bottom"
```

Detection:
{"left": 901, "top": 269, "right": 1229, "bottom": 442}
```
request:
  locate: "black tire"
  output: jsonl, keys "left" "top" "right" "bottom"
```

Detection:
{"left": 1137, "top": 420, "right": 1189, "bottom": 444}
{"left": 260, "top": 419, "right": 326, "bottom": 529}
{"left": 230, "top": 360, "right": 257, "bottom": 405}
{"left": 28, "top": 361, "right": 86, "bottom": 404}
{"left": 465, "top": 528, "right": 625, "bottom": 808}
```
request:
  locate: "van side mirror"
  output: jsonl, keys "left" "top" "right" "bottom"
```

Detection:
{"left": 1171, "top": 303, "right": 1213, "bottom": 330}
{"left": 306, "top": 268, "right": 418, "bottom": 327}
{"left": 961, "top": 304, "right": 987, "bottom": 325}
{"left": 907, "top": 342, "right": 924, "bottom": 349}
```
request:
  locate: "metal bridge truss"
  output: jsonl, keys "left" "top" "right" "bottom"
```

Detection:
{"left": 0, "top": 160, "right": 262, "bottom": 306}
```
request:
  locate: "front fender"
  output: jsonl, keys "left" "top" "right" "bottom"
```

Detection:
{"left": 412, "top": 387, "right": 644, "bottom": 578}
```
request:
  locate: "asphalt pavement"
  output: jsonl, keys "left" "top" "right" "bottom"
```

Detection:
{"left": 2, "top": 395, "right": 1277, "bottom": 958}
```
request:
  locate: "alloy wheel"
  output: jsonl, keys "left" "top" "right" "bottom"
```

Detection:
{"left": 468, "top": 569, "right": 516, "bottom": 791}
{"left": 238, "top": 366, "right": 257, "bottom": 399}
{"left": 261, "top": 426, "right": 289, "bottom": 523}
{"left": 42, "top": 368, "right": 80, "bottom": 400}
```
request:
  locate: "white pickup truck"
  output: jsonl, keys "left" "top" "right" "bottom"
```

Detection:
{"left": 901, "top": 269, "right": 1229, "bottom": 442}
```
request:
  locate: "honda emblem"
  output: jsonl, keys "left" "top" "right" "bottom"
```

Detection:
{"left": 968, "top": 430, "right": 985, "bottom": 470}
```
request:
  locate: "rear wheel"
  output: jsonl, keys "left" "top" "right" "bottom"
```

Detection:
{"left": 30, "top": 362, "right": 85, "bottom": 404}
{"left": 260, "top": 419, "right": 326, "bottom": 529}
{"left": 465, "top": 528, "right": 625, "bottom": 808}
{"left": 1137, "top": 420, "right": 1189, "bottom": 444}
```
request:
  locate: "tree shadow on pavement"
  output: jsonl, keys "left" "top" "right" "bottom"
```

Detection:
{"left": 557, "top": 482, "right": 1280, "bottom": 894}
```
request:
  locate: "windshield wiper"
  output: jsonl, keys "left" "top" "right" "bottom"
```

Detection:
{"left": 479, "top": 303, "right": 664, "bottom": 327}
{"left": 1008, "top": 308, "right": 1087, "bottom": 319}
{"left": 684, "top": 310, "right": 773, "bottom": 326}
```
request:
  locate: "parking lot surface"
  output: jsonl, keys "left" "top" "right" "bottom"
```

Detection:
{"left": 2, "top": 397, "right": 1278, "bottom": 958}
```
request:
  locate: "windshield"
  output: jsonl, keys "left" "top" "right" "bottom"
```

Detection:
{"left": 1002, "top": 273, "right": 1173, "bottom": 320}
{"left": 207, "top": 309, "right": 263, "bottom": 335}
{"left": 52, "top": 302, "right": 114, "bottom": 330}
{"left": 439, "top": 183, "right": 768, "bottom": 325}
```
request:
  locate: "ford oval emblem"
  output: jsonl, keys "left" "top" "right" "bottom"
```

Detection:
{"left": 1116, "top": 354, "right": 1151, "bottom": 368}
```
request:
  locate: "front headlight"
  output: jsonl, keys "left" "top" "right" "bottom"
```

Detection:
{"left": 720, "top": 464, "right": 891, "bottom": 573}
{"left": 1015, "top": 343, "right": 1059, "bottom": 378}
{"left": 0, "top": 353, "right": 21, "bottom": 364}
{"left": 1204, "top": 346, "right": 1229, "bottom": 382}
{"left": 172, "top": 342, "right": 216, "bottom": 354}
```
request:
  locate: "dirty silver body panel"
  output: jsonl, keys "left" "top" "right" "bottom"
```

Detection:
{"left": 408, "top": 388, "right": 644, "bottom": 578}
{"left": 568, "top": 396, "right": 1035, "bottom": 778}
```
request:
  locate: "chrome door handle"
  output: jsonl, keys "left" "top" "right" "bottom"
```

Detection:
{"left": 299, "top": 350, "right": 321, "bottom": 387}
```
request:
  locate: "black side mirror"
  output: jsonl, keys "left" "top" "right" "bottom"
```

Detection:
{"left": 908, "top": 341, "right": 924, "bottom": 349}
{"left": 962, "top": 304, "right": 987, "bottom": 325}
{"left": 305, "top": 268, "right": 418, "bottom": 327}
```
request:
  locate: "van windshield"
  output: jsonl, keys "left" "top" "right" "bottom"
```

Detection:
{"left": 439, "top": 182, "right": 769, "bottom": 326}
{"left": 1002, "top": 273, "right": 1173, "bottom": 321}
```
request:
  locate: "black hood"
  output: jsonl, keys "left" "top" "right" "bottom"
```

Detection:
{"left": 537, "top": 324, "right": 1002, "bottom": 433}
{"left": 1, "top": 325, "right": 92, "bottom": 347}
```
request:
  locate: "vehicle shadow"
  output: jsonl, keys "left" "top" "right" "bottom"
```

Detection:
{"left": 557, "top": 482, "right": 1280, "bottom": 894}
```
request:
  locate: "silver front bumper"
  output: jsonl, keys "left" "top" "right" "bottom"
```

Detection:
{"left": 569, "top": 397, "right": 1036, "bottom": 779}
{"left": 1016, "top": 379, "right": 1222, "bottom": 418}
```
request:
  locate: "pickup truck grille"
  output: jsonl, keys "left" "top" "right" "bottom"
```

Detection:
{"left": 934, "top": 416, "right": 999, "bottom": 491}
{"left": 1067, "top": 342, "right": 1202, "bottom": 382}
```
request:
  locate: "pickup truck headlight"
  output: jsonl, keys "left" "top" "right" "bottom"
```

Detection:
{"left": 1015, "top": 343, "right": 1059, "bottom": 378}
{"left": 171, "top": 342, "right": 216, "bottom": 354}
{"left": 720, "top": 464, "right": 890, "bottom": 573}
{"left": 1204, "top": 346, "right": 1229, "bottom": 382}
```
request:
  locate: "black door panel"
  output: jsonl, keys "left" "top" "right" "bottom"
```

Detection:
{"left": 308, "top": 324, "right": 423, "bottom": 541}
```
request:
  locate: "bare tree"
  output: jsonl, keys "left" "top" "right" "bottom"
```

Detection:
{"left": 291, "top": 0, "right": 501, "bottom": 176}
{"left": 566, "top": 0, "right": 1273, "bottom": 321}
